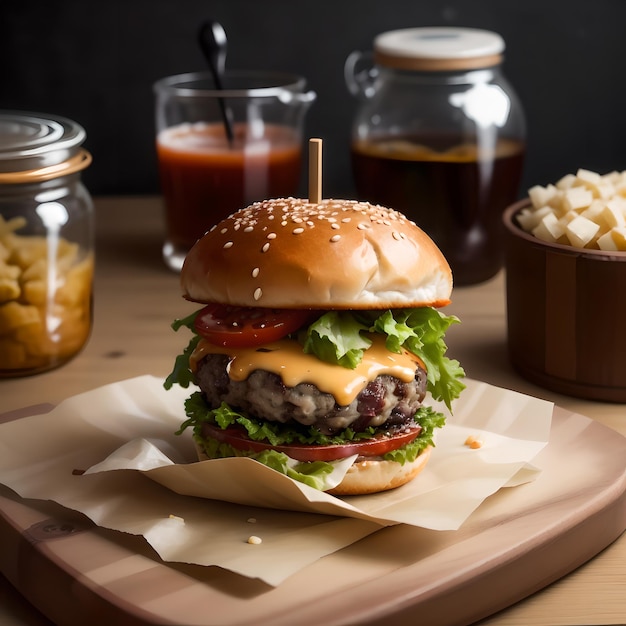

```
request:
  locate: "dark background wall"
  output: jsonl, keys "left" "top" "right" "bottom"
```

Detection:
{"left": 2, "top": 0, "right": 625, "bottom": 200}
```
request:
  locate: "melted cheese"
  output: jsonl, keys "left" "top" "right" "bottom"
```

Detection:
{"left": 190, "top": 335, "right": 423, "bottom": 406}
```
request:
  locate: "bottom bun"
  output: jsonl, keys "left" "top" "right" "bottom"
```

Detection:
{"left": 194, "top": 442, "right": 432, "bottom": 497}
{"left": 327, "top": 447, "right": 432, "bottom": 496}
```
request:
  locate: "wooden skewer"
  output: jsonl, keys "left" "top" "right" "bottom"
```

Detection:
{"left": 308, "top": 138, "right": 323, "bottom": 204}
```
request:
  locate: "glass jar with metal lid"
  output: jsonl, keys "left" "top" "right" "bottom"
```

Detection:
{"left": 0, "top": 111, "right": 94, "bottom": 377}
{"left": 345, "top": 27, "right": 526, "bottom": 285}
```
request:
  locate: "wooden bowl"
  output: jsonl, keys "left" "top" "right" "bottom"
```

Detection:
{"left": 503, "top": 199, "right": 626, "bottom": 402}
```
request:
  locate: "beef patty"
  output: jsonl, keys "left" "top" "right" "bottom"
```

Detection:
{"left": 195, "top": 354, "right": 428, "bottom": 435}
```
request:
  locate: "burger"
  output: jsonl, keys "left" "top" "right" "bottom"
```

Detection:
{"left": 165, "top": 197, "right": 465, "bottom": 495}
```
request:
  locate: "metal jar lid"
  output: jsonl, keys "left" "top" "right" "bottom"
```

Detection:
{"left": 373, "top": 27, "right": 505, "bottom": 72}
{"left": 0, "top": 111, "right": 92, "bottom": 184}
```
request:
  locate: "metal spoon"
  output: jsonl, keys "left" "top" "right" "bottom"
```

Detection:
{"left": 198, "top": 19, "right": 235, "bottom": 145}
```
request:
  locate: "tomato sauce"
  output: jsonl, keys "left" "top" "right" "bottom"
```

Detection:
{"left": 157, "top": 122, "right": 302, "bottom": 253}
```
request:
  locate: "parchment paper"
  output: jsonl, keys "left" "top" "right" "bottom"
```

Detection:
{"left": 0, "top": 375, "right": 552, "bottom": 585}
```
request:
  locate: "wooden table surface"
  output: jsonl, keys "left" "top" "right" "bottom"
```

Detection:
{"left": 0, "top": 195, "right": 624, "bottom": 626}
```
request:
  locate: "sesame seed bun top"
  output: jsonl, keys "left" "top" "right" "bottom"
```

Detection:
{"left": 180, "top": 197, "right": 453, "bottom": 309}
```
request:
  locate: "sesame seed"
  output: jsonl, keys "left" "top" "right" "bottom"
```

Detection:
{"left": 223, "top": 241, "right": 234, "bottom": 249}
{"left": 244, "top": 226, "right": 254, "bottom": 233}
{"left": 357, "top": 223, "right": 370, "bottom": 230}
{"left": 392, "top": 231, "right": 401, "bottom": 240}
{"left": 253, "top": 287, "right": 262, "bottom": 301}
{"left": 293, "top": 227, "right": 304, "bottom": 234}
{"left": 262, "top": 242, "right": 270, "bottom": 252}
{"left": 330, "top": 234, "right": 341, "bottom": 242}
{"left": 247, "top": 535, "right": 262, "bottom": 545}
{"left": 252, "top": 267, "right": 260, "bottom": 278}
{"left": 342, "top": 217, "right": 351, "bottom": 223}
{"left": 220, "top": 228, "right": 228, "bottom": 234}
{"left": 267, "top": 233, "right": 277, "bottom": 240}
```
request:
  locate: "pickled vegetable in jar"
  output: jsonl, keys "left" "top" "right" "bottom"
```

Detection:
{"left": 0, "top": 112, "right": 94, "bottom": 377}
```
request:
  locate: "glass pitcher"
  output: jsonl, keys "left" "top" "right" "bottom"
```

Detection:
{"left": 154, "top": 71, "right": 316, "bottom": 272}
{"left": 346, "top": 27, "right": 526, "bottom": 285}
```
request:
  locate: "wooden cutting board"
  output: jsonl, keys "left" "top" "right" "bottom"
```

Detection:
{"left": 0, "top": 404, "right": 625, "bottom": 626}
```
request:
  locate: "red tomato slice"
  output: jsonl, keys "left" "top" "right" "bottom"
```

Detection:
{"left": 201, "top": 422, "right": 422, "bottom": 462}
{"left": 194, "top": 303, "right": 316, "bottom": 347}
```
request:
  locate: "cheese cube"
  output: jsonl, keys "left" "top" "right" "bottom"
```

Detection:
{"left": 602, "top": 199, "right": 626, "bottom": 229}
{"left": 561, "top": 210, "right": 580, "bottom": 224}
{"left": 565, "top": 215, "right": 600, "bottom": 248}
{"left": 581, "top": 199, "right": 606, "bottom": 223}
{"left": 516, "top": 206, "right": 554, "bottom": 231}
{"left": 604, "top": 171, "right": 622, "bottom": 184}
{"left": 547, "top": 190, "right": 567, "bottom": 213}
{"left": 563, "top": 187, "right": 593, "bottom": 212}
{"left": 591, "top": 182, "right": 615, "bottom": 200}
{"left": 610, "top": 227, "right": 626, "bottom": 250}
{"left": 597, "top": 230, "right": 619, "bottom": 251}
{"left": 556, "top": 173, "right": 577, "bottom": 190}
{"left": 532, "top": 213, "right": 565, "bottom": 243}
{"left": 576, "top": 168, "right": 602, "bottom": 185}
{"left": 528, "top": 184, "right": 557, "bottom": 209}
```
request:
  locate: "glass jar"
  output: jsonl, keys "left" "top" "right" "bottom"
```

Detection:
{"left": 0, "top": 112, "right": 94, "bottom": 377}
{"left": 346, "top": 27, "right": 526, "bottom": 285}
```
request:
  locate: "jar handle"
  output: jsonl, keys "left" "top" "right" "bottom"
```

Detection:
{"left": 344, "top": 50, "right": 379, "bottom": 99}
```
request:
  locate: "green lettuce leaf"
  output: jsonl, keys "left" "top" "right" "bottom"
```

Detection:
{"left": 302, "top": 311, "right": 372, "bottom": 369}
{"left": 382, "top": 406, "right": 446, "bottom": 464}
{"left": 178, "top": 394, "right": 444, "bottom": 489}
{"left": 195, "top": 435, "right": 335, "bottom": 490}
{"left": 371, "top": 308, "right": 465, "bottom": 410}
{"left": 163, "top": 311, "right": 199, "bottom": 390}
{"left": 180, "top": 392, "right": 379, "bottom": 446}
{"left": 245, "top": 450, "right": 335, "bottom": 490}
{"left": 301, "top": 308, "right": 465, "bottom": 410}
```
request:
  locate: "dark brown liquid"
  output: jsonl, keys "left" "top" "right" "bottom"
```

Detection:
{"left": 351, "top": 135, "right": 525, "bottom": 285}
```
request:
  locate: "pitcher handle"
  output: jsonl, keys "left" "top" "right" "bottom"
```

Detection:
{"left": 344, "top": 50, "right": 378, "bottom": 99}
